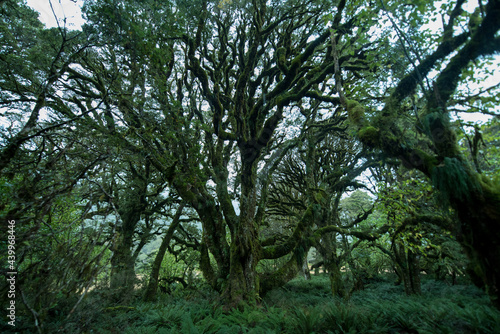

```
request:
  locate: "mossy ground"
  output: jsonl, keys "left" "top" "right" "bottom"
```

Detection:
{"left": 3, "top": 274, "right": 499, "bottom": 333}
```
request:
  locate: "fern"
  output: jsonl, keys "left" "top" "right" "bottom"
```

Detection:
{"left": 180, "top": 313, "right": 200, "bottom": 334}
{"left": 36, "top": 275, "right": 500, "bottom": 333}
{"left": 323, "top": 303, "right": 364, "bottom": 334}
{"left": 293, "top": 306, "right": 325, "bottom": 334}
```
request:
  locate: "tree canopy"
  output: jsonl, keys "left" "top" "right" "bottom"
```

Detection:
{"left": 1, "top": 0, "right": 500, "bottom": 330}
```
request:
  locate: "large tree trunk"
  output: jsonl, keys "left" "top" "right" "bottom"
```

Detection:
{"left": 317, "top": 234, "right": 346, "bottom": 297}
{"left": 325, "top": 257, "right": 345, "bottom": 298}
{"left": 222, "top": 171, "right": 261, "bottom": 307}
{"left": 109, "top": 197, "right": 146, "bottom": 298}
{"left": 454, "top": 182, "right": 500, "bottom": 308}
{"left": 424, "top": 4, "right": 500, "bottom": 305}
{"left": 224, "top": 239, "right": 260, "bottom": 307}
{"left": 110, "top": 231, "right": 136, "bottom": 297}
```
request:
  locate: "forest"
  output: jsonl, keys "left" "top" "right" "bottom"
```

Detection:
{"left": 1, "top": 0, "right": 500, "bottom": 332}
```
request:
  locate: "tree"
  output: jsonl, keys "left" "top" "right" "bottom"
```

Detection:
{"left": 102, "top": 158, "right": 170, "bottom": 299}
{"left": 340, "top": 0, "right": 500, "bottom": 307}
{"left": 4, "top": 0, "right": 499, "bottom": 313}
{"left": 0, "top": 0, "right": 89, "bottom": 174}
{"left": 74, "top": 0, "right": 384, "bottom": 306}
{"left": 143, "top": 201, "right": 186, "bottom": 301}
{"left": 373, "top": 168, "right": 456, "bottom": 295}
{"left": 264, "top": 127, "right": 382, "bottom": 297}
{"left": 0, "top": 91, "right": 111, "bottom": 332}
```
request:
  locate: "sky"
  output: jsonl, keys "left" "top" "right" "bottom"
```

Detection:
{"left": 26, "top": 0, "right": 85, "bottom": 30}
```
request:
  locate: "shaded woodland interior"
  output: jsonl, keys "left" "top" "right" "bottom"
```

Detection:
{"left": 1, "top": 0, "right": 500, "bottom": 332}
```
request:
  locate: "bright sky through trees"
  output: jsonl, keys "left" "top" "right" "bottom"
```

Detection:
{"left": 26, "top": 0, "right": 84, "bottom": 29}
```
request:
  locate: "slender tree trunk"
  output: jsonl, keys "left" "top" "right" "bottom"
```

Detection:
{"left": 393, "top": 244, "right": 408, "bottom": 294}
{"left": 393, "top": 244, "right": 421, "bottom": 295}
{"left": 143, "top": 203, "right": 185, "bottom": 301}
{"left": 347, "top": 258, "right": 364, "bottom": 292}
{"left": 408, "top": 250, "right": 421, "bottom": 295}
{"left": 435, "top": 263, "right": 446, "bottom": 281}
{"left": 302, "top": 256, "right": 311, "bottom": 281}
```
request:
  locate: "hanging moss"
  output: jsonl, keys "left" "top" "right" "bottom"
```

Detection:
{"left": 422, "top": 111, "right": 442, "bottom": 136}
{"left": 409, "top": 148, "right": 439, "bottom": 175}
{"left": 346, "top": 99, "right": 365, "bottom": 126}
{"left": 293, "top": 244, "right": 306, "bottom": 265}
{"left": 358, "top": 126, "right": 380, "bottom": 148}
{"left": 431, "top": 157, "right": 482, "bottom": 205}
{"left": 277, "top": 47, "right": 288, "bottom": 73}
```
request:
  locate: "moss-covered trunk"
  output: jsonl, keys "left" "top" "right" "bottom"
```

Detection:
{"left": 224, "top": 235, "right": 260, "bottom": 307}
{"left": 325, "top": 257, "right": 346, "bottom": 298}
{"left": 110, "top": 231, "right": 136, "bottom": 296}
{"left": 454, "top": 181, "right": 500, "bottom": 308}
{"left": 317, "top": 234, "right": 346, "bottom": 297}
{"left": 345, "top": 0, "right": 500, "bottom": 309}
{"left": 110, "top": 197, "right": 145, "bottom": 297}
{"left": 222, "top": 168, "right": 261, "bottom": 306}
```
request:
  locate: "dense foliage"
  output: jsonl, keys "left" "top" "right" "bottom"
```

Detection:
{"left": 1, "top": 0, "right": 499, "bottom": 332}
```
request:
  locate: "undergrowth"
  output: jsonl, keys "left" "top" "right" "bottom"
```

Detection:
{"left": 2, "top": 275, "right": 499, "bottom": 333}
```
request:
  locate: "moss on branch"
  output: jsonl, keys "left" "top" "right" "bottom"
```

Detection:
{"left": 357, "top": 126, "right": 380, "bottom": 148}
{"left": 261, "top": 204, "right": 313, "bottom": 259}
{"left": 346, "top": 99, "right": 365, "bottom": 126}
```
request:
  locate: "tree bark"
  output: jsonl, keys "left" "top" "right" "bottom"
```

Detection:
{"left": 454, "top": 183, "right": 500, "bottom": 308}
{"left": 393, "top": 243, "right": 421, "bottom": 295}
{"left": 109, "top": 188, "right": 147, "bottom": 297}
{"left": 222, "top": 169, "right": 261, "bottom": 307}
{"left": 317, "top": 233, "right": 346, "bottom": 297}
{"left": 302, "top": 256, "right": 311, "bottom": 281}
{"left": 110, "top": 231, "right": 136, "bottom": 297}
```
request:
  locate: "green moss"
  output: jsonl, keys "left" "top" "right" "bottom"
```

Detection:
{"left": 275, "top": 96, "right": 284, "bottom": 107}
{"left": 413, "top": 148, "right": 439, "bottom": 173}
{"left": 346, "top": 100, "right": 365, "bottom": 126}
{"left": 313, "top": 189, "right": 327, "bottom": 204}
{"left": 479, "top": 173, "right": 500, "bottom": 195}
{"left": 277, "top": 47, "right": 288, "bottom": 73}
{"left": 431, "top": 157, "right": 482, "bottom": 205}
{"left": 358, "top": 126, "right": 379, "bottom": 148}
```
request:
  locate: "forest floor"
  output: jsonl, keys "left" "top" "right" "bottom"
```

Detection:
{"left": 9, "top": 274, "right": 500, "bottom": 333}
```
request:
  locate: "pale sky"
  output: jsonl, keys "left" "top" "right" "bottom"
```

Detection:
{"left": 26, "top": 0, "right": 84, "bottom": 30}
